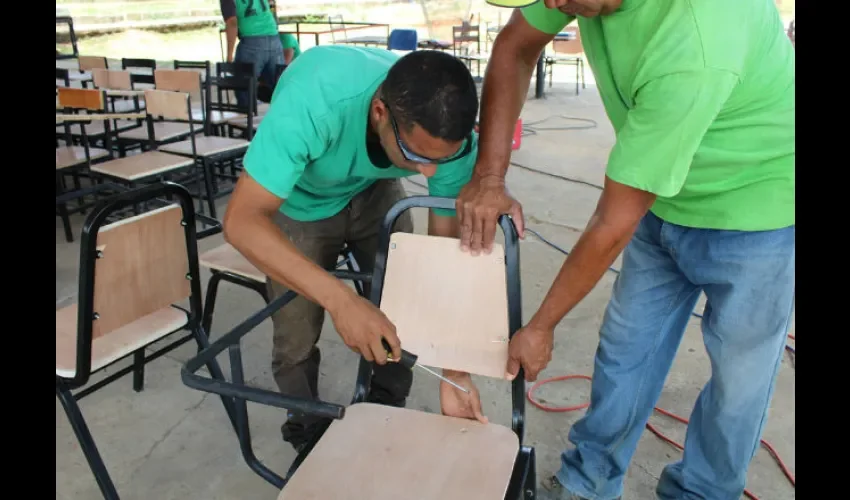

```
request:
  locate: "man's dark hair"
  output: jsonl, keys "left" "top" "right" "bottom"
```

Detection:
{"left": 382, "top": 50, "right": 478, "bottom": 142}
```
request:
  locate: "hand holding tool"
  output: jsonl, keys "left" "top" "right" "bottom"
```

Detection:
{"left": 380, "top": 339, "right": 470, "bottom": 394}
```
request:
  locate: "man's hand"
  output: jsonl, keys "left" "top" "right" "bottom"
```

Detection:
{"left": 505, "top": 323, "right": 554, "bottom": 382}
{"left": 327, "top": 293, "right": 402, "bottom": 364}
{"left": 440, "top": 370, "right": 488, "bottom": 424}
{"left": 456, "top": 173, "right": 525, "bottom": 255}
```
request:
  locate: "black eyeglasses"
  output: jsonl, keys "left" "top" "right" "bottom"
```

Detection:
{"left": 382, "top": 98, "right": 473, "bottom": 165}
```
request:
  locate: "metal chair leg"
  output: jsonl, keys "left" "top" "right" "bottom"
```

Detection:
{"left": 56, "top": 383, "right": 120, "bottom": 500}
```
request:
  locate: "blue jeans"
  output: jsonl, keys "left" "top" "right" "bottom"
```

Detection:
{"left": 233, "top": 35, "right": 284, "bottom": 109}
{"left": 557, "top": 211, "right": 795, "bottom": 500}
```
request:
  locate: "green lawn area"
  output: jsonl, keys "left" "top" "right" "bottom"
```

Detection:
{"left": 71, "top": 27, "right": 226, "bottom": 63}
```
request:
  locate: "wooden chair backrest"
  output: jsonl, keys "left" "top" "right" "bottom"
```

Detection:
{"left": 143, "top": 88, "right": 191, "bottom": 121}
{"left": 92, "top": 68, "right": 133, "bottom": 90}
{"left": 78, "top": 55, "right": 108, "bottom": 71}
{"left": 452, "top": 24, "right": 480, "bottom": 44}
{"left": 57, "top": 87, "right": 106, "bottom": 111}
{"left": 378, "top": 232, "right": 510, "bottom": 379}
{"left": 91, "top": 204, "right": 190, "bottom": 339}
{"left": 154, "top": 69, "right": 202, "bottom": 93}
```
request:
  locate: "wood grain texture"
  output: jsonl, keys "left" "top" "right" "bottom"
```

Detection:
{"left": 91, "top": 204, "right": 190, "bottom": 338}
{"left": 143, "top": 89, "right": 191, "bottom": 121}
{"left": 90, "top": 150, "right": 193, "bottom": 181}
{"left": 57, "top": 87, "right": 105, "bottom": 111}
{"left": 91, "top": 68, "right": 132, "bottom": 91}
{"left": 279, "top": 403, "right": 519, "bottom": 500}
{"left": 154, "top": 69, "right": 202, "bottom": 93}
{"left": 379, "top": 232, "right": 510, "bottom": 379}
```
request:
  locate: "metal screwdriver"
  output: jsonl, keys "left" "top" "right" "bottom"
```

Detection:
{"left": 381, "top": 339, "right": 470, "bottom": 394}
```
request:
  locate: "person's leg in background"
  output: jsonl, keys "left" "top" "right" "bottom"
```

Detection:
{"left": 345, "top": 178, "right": 415, "bottom": 407}
{"left": 266, "top": 210, "right": 348, "bottom": 451}
{"left": 232, "top": 35, "right": 263, "bottom": 109}
{"left": 656, "top": 224, "right": 795, "bottom": 500}
{"left": 550, "top": 212, "right": 701, "bottom": 500}
{"left": 258, "top": 35, "right": 285, "bottom": 97}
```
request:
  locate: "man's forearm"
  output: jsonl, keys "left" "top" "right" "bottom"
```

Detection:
{"left": 475, "top": 39, "right": 538, "bottom": 180}
{"left": 225, "top": 213, "right": 355, "bottom": 313}
{"left": 529, "top": 214, "right": 637, "bottom": 331}
{"left": 226, "top": 22, "right": 238, "bottom": 62}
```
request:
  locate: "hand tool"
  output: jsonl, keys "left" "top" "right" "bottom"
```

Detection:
{"left": 381, "top": 339, "right": 470, "bottom": 394}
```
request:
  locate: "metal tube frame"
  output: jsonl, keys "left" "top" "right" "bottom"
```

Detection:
{"left": 56, "top": 182, "right": 238, "bottom": 500}
{"left": 180, "top": 195, "right": 535, "bottom": 498}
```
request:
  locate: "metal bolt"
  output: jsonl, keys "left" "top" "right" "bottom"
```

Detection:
{"left": 185, "top": 273, "right": 192, "bottom": 280}
{"left": 96, "top": 250, "right": 103, "bottom": 258}
{"left": 390, "top": 243, "right": 397, "bottom": 250}
{"left": 181, "top": 220, "right": 187, "bottom": 226}
{"left": 93, "top": 313, "right": 100, "bottom": 320}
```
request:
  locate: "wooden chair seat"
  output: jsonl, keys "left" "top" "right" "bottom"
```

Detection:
{"left": 119, "top": 121, "right": 193, "bottom": 142}
{"left": 226, "top": 115, "right": 264, "bottom": 130}
{"left": 190, "top": 109, "right": 242, "bottom": 125}
{"left": 199, "top": 243, "right": 265, "bottom": 282}
{"left": 56, "top": 145, "right": 110, "bottom": 170}
{"left": 278, "top": 403, "right": 519, "bottom": 500}
{"left": 159, "top": 136, "right": 249, "bottom": 157}
{"left": 56, "top": 303, "right": 188, "bottom": 378}
{"left": 90, "top": 150, "right": 194, "bottom": 181}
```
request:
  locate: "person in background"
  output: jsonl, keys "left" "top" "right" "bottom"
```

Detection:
{"left": 280, "top": 32, "right": 302, "bottom": 65}
{"left": 220, "top": 0, "right": 284, "bottom": 108}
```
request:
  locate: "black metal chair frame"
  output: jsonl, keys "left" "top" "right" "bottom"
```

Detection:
{"left": 56, "top": 182, "right": 237, "bottom": 500}
{"left": 180, "top": 196, "right": 536, "bottom": 499}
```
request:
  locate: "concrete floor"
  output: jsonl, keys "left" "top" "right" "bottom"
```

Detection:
{"left": 56, "top": 79, "right": 796, "bottom": 500}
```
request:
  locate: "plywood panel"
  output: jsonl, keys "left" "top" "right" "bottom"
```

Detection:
{"left": 279, "top": 403, "right": 519, "bottom": 500}
{"left": 379, "top": 232, "right": 509, "bottom": 379}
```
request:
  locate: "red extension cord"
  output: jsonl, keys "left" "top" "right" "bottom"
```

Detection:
{"left": 525, "top": 334, "right": 795, "bottom": 500}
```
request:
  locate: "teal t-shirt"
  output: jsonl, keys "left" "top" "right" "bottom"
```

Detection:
{"left": 243, "top": 45, "right": 477, "bottom": 221}
{"left": 279, "top": 33, "right": 302, "bottom": 60}
{"left": 223, "top": 0, "right": 278, "bottom": 37}
{"left": 522, "top": 0, "right": 795, "bottom": 231}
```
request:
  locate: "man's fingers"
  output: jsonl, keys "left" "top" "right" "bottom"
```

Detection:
{"left": 472, "top": 393, "right": 488, "bottom": 424}
{"left": 511, "top": 202, "right": 526, "bottom": 239}
{"left": 369, "top": 337, "right": 389, "bottom": 365}
{"left": 381, "top": 325, "right": 402, "bottom": 362}
{"left": 481, "top": 214, "right": 498, "bottom": 254}
{"left": 505, "top": 355, "right": 520, "bottom": 380}
{"left": 470, "top": 210, "right": 485, "bottom": 255}
{"left": 523, "top": 359, "right": 538, "bottom": 382}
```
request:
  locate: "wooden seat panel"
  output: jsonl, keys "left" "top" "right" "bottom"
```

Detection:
{"left": 160, "top": 136, "right": 249, "bottom": 157}
{"left": 56, "top": 146, "right": 110, "bottom": 170}
{"left": 199, "top": 243, "right": 265, "bottom": 283}
{"left": 56, "top": 303, "right": 187, "bottom": 378}
{"left": 279, "top": 403, "right": 519, "bottom": 500}
{"left": 89, "top": 150, "right": 194, "bottom": 181}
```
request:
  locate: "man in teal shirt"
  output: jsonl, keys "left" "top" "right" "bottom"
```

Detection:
{"left": 454, "top": 0, "right": 795, "bottom": 498}
{"left": 220, "top": 0, "right": 284, "bottom": 107}
{"left": 223, "top": 46, "right": 485, "bottom": 452}
{"left": 279, "top": 32, "right": 302, "bottom": 65}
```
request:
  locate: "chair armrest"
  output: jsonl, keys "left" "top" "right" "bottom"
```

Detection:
{"left": 181, "top": 269, "right": 372, "bottom": 420}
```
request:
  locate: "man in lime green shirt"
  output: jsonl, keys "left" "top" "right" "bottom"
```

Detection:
{"left": 279, "top": 32, "right": 302, "bottom": 65}
{"left": 454, "top": 0, "right": 795, "bottom": 498}
{"left": 223, "top": 46, "right": 484, "bottom": 452}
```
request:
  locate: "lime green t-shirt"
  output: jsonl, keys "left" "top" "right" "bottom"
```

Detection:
{"left": 243, "top": 45, "right": 477, "bottom": 221}
{"left": 279, "top": 33, "right": 302, "bottom": 60}
{"left": 521, "top": 0, "right": 795, "bottom": 231}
